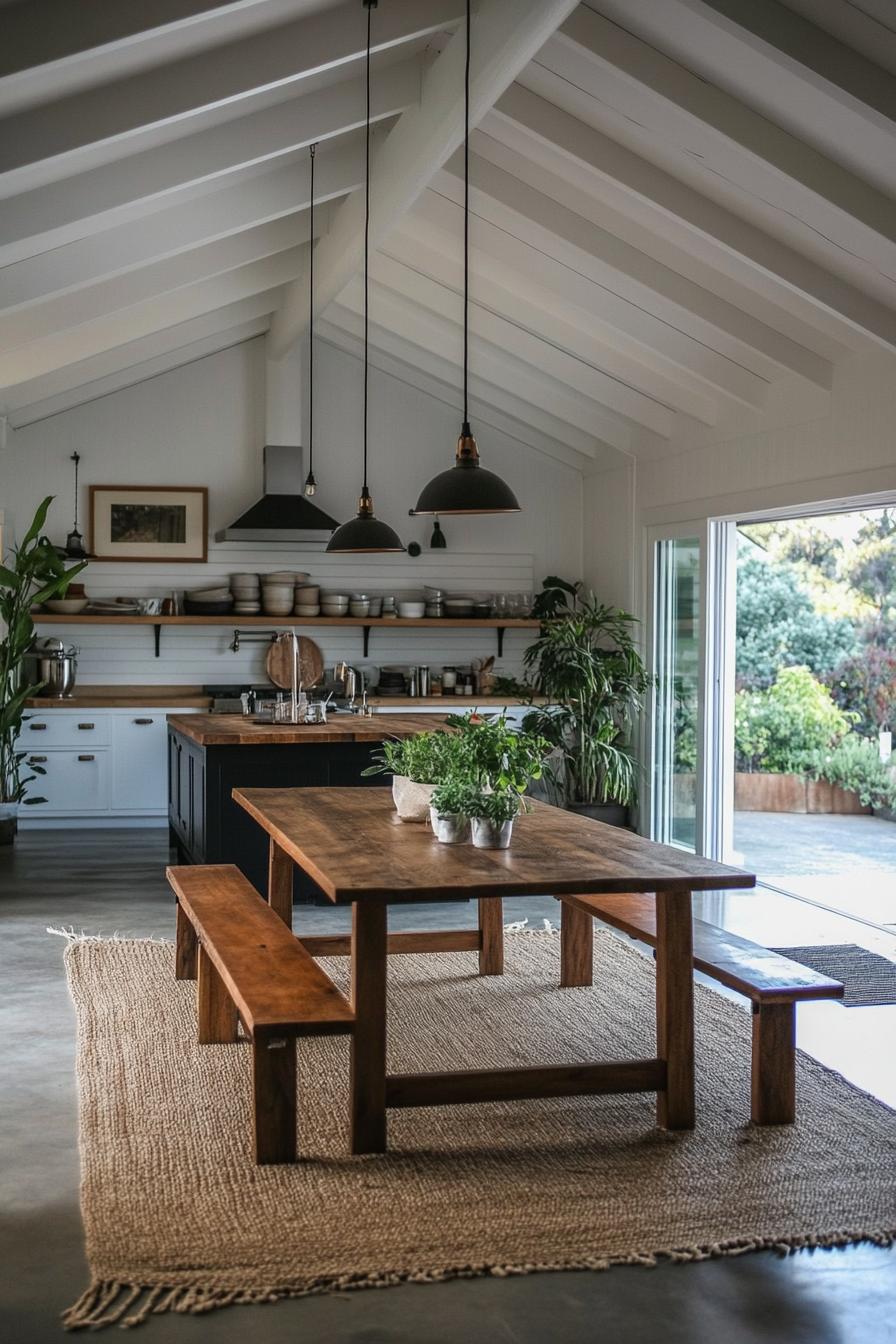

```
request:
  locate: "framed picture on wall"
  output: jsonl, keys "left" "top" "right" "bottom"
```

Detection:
{"left": 89, "top": 486, "right": 208, "bottom": 562}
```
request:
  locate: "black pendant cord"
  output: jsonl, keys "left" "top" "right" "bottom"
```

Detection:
{"left": 71, "top": 452, "right": 80, "bottom": 529}
{"left": 362, "top": 0, "right": 373, "bottom": 498}
{"left": 462, "top": 0, "right": 471, "bottom": 433}
{"left": 308, "top": 143, "right": 315, "bottom": 479}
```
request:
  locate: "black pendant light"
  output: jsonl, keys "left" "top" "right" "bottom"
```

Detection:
{"left": 303, "top": 143, "right": 318, "bottom": 498}
{"left": 412, "top": 0, "right": 521, "bottom": 517}
{"left": 65, "top": 452, "right": 88, "bottom": 558}
{"left": 327, "top": 0, "right": 404, "bottom": 554}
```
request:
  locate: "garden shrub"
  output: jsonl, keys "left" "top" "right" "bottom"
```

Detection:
{"left": 805, "top": 736, "right": 893, "bottom": 807}
{"left": 734, "top": 665, "right": 855, "bottom": 774}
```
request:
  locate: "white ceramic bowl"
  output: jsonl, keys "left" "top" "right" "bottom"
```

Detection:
{"left": 45, "top": 598, "right": 89, "bottom": 614}
{"left": 231, "top": 573, "right": 260, "bottom": 585}
{"left": 349, "top": 601, "right": 370, "bottom": 617}
{"left": 398, "top": 601, "right": 426, "bottom": 619}
{"left": 294, "top": 604, "right": 321, "bottom": 616}
{"left": 295, "top": 585, "right": 320, "bottom": 600}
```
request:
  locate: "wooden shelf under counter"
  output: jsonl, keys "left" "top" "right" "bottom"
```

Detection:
{"left": 32, "top": 613, "right": 541, "bottom": 658}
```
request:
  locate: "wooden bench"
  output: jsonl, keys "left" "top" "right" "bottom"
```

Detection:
{"left": 557, "top": 893, "right": 844, "bottom": 1125}
{"left": 167, "top": 864, "right": 354, "bottom": 1164}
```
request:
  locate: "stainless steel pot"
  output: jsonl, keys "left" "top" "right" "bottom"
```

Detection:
{"left": 31, "top": 641, "right": 78, "bottom": 698}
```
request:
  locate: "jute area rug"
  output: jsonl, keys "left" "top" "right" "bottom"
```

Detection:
{"left": 63, "top": 930, "right": 896, "bottom": 1330}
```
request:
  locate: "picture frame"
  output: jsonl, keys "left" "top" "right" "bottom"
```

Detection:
{"left": 89, "top": 486, "right": 208, "bottom": 563}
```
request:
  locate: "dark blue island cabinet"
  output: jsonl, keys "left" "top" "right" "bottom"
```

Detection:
{"left": 166, "top": 713, "right": 439, "bottom": 902}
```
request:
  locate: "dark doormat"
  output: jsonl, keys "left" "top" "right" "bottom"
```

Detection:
{"left": 771, "top": 944, "right": 896, "bottom": 1007}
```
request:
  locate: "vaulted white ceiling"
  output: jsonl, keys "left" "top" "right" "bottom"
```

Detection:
{"left": 1, "top": 0, "right": 894, "bottom": 469}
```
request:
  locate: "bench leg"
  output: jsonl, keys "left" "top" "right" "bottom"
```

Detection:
{"left": 751, "top": 1002, "right": 796, "bottom": 1125}
{"left": 197, "top": 945, "right": 239, "bottom": 1045}
{"left": 655, "top": 889, "right": 695, "bottom": 1131}
{"left": 268, "top": 838, "right": 293, "bottom": 928}
{"left": 253, "top": 1037, "right": 297, "bottom": 1164}
{"left": 478, "top": 897, "right": 504, "bottom": 975}
{"left": 175, "top": 902, "right": 197, "bottom": 981}
{"left": 350, "top": 901, "right": 388, "bottom": 1154}
{"left": 559, "top": 899, "right": 594, "bottom": 988}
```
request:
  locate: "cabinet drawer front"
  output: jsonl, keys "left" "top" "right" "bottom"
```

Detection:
{"left": 20, "top": 713, "right": 111, "bottom": 747}
{"left": 23, "top": 749, "right": 110, "bottom": 813}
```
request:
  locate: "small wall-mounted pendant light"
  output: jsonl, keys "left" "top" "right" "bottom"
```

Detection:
{"left": 303, "top": 143, "right": 318, "bottom": 497}
{"left": 430, "top": 517, "right": 447, "bottom": 548}
{"left": 65, "top": 452, "right": 88, "bottom": 558}
{"left": 412, "top": 0, "right": 521, "bottom": 517}
{"left": 327, "top": 0, "right": 404, "bottom": 553}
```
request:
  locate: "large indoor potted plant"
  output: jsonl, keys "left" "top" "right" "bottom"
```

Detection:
{"left": 0, "top": 497, "right": 86, "bottom": 842}
{"left": 521, "top": 578, "right": 651, "bottom": 826}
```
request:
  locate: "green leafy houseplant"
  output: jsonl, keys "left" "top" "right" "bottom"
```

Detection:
{"left": 444, "top": 711, "right": 549, "bottom": 798}
{"left": 520, "top": 579, "right": 651, "bottom": 815}
{"left": 0, "top": 497, "right": 86, "bottom": 838}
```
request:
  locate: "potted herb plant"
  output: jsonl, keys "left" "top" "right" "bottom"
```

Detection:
{"left": 521, "top": 578, "right": 651, "bottom": 826}
{"left": 1, "top": 497, "right": 87, "bottom": 843}
{"left": 428, "top": 779, "right": 473, "bottom": 844}
{"left": 363, "top": 729, "right": 462, "bottom": 821}
{"left": 467, "top": 788, "right": 528, "bottom": 850}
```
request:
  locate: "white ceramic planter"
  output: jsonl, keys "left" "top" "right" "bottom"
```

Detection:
{"left": 429, "top": 807, "right": 470, "bottom": 844}
{"left": 392, "top": 776, "right": 435, "bottom": 822}
{"left": 471, "top": 816, "right": 514, "bottom": 849}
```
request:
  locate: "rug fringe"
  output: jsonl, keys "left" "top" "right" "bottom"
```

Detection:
{"left": 61, "top": 1229, "right": 896, "bottom": 1330}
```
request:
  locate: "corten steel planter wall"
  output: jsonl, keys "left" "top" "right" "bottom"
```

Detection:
{"left": 735, "top": 773, "right": 870, "bottom": 815}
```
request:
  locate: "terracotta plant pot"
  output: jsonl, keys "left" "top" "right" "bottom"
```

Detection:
{"left": 471, "top": 817, "right": 514, "bottom": 849}
{"left": 429, "top": 808, "right": 470, "bottom": 844}
{"left": 391, "top": 776, "right": 435, "bottom": 822}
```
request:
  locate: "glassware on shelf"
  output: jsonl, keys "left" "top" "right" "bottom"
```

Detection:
{"left": 491, "top": 593, "right": 507, "bottom": 619}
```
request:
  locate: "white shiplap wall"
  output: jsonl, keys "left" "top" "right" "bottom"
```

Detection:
{"left": 39, "top": 544, "right": 535, "bottom": 685}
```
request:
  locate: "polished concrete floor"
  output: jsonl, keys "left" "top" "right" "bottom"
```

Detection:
{"left": 2, "top": 828, "right": 895, "bottom": 1343}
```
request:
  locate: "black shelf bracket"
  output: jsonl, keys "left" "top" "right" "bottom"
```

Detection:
{"left": 153, "top": 624, "right": 161, "bottom": 658}
{"left": 363, "top": 625, "right": 371, "bottom": 658}
{"left": 497, "top": 627, "right": 505, "bottom": 658}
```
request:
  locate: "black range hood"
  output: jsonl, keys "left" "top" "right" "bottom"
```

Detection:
{"left": 216, "top": 445, "right": 338, "bottom": 543}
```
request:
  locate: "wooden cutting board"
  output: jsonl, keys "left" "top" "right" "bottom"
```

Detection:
{"left": 265, "top": 633, "right": 324, "bottom": 690}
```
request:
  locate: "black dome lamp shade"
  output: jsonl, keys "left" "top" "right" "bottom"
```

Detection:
{"left": 412, "top": 0, "right": 520, "bottom": 518}
{"left": 327, "top": 0, "right": 404, "bottom": 554}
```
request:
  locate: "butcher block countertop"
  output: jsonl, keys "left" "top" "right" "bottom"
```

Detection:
{"left": 167, "top": 712, "right": 453, "bottom": 747}
{"left": 25, "top": 684, "right": 212, "bottom": 709}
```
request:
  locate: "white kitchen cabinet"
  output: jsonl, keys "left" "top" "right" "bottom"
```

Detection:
{"left": 18, "top": 705, "right": 199, "bottom": 826}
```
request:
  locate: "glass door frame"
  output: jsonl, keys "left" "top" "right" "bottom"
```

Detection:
{"left": 643, "top": 518, "right": 736, "bottom": 860}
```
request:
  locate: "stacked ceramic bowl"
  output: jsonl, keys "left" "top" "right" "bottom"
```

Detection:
{"left": 295, "top": 584, "right": 320, "bottom": 617}
{"left": 349, "top": 593, "right": 370, "bottom": 617}
{"left": 231, "top": 572, "right": 261, "bottom": 615}
{"left": 184, "top": 585, "right": 234, "bottom": 615}
{"left": 321, "top": 593, "right": 349, "bottom": 618}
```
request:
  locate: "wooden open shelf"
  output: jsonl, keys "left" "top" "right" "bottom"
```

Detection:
{"left": 33, "top": 613, "right": 540, "bottom": 657}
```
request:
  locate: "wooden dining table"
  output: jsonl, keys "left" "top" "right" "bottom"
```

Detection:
{"left": 232, "top": 787, "right": 755, "bottom": 1154}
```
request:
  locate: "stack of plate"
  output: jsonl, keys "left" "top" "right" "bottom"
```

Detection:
{"left": 377, "top": 667, "right": 407, "bottom": 696}
{"left": 231, "top": 572, "right": 261, "bottom": 615}
{"left": 184, "top": 586, "right": 234, "bottom": 616}
{"left": 88, "top": 598, "right": 140, "bottom": 615}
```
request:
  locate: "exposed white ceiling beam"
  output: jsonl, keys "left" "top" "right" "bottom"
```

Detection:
{"left": 591, "top": 0, "right": 896, "bottom": 197}
{"left": 0, "top": 0, "right": 459, "bottom": 196}
{"left": 0, "top": 1, "right": 326, "bottom": 113}
{"left": 0, "top": 253, "right": 300, "bottom": 389}
{"left": 0, "top": 212, "right": 327, "bottom": 355}
{"left": 2, "top": 290, "right": 280, "bottom": 414}
{"left": 781, "top": 0, "right": 896, "bottom": 77}
{"left": 404, "top": 188, "right": 769, "bottom": 411}
{"left": 490, "top": 82, "right": 896, "bottom": 356}
{"left": 0, "top": 139, "right": 361, "bottom": 313}
{"left": 318, "top": 309, "right": 612, "bottom": 472}
{"left": 0, "top": 58, "right": 418, "bottom": 268}
{"left": 370, "top": 243, "right": 697, "bottom": 433}
{"left": 334, "top": 274, "right": 635, "bottom": 454}
{"left": 7, "top": 316, "right": 270, "bottom": 428}
{"left": 268, "top": 0, "right": 580, "bottom": 356}
{"left": 537, "top": 8, "right": 896, "bottom": 296}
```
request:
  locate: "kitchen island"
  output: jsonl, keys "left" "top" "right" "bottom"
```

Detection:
{"left": 166, "top": 713, "right": 448, "bottom": 901}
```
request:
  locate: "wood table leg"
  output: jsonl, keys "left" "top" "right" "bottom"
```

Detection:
{"left": 350, "top": 901, "right": 388, "bottom": 1154}
{"left": 751, "top": 1002, "right": 796, "bottom": 1125}
{"left": 559, "top": 899, "right": 594, "bottom": 987}
{"left": 478, "top": 897, "right": 504, "bottom": 976}
{"left": 197, "top": 944, "right": 239, "bottom": 1044}
{"left": 253, "top": 1037, "right": 297, "bottom": 1164}
{"left": 267, "top": 838, "right": 293, "bottom": 928}
{"left": 175, "top": 902, "right": 197, "bottom": 980}
{"left": 655, "top": 888, "right": 695, "bottom": 1130}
